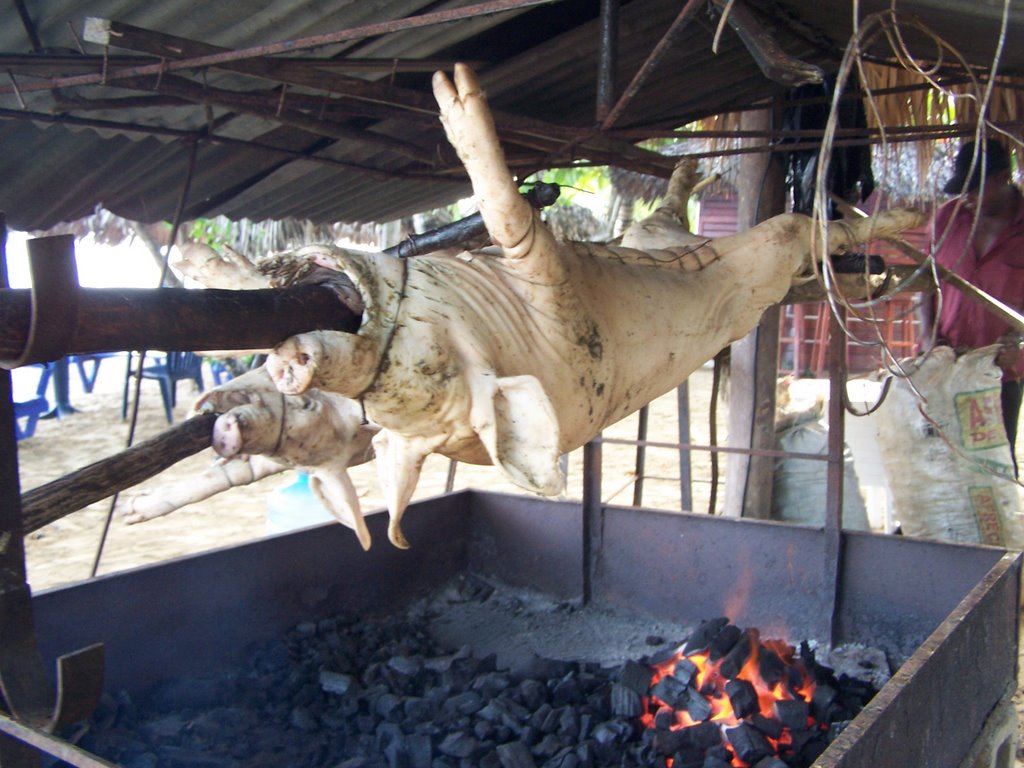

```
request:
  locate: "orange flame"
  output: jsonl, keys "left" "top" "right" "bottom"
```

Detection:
{"left": 642, "top": 630, "right": 818, "bottom": 767}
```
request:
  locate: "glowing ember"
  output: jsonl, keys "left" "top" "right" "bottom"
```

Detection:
{"left": 627, "top": 618, "right": 874, "bottom": 768}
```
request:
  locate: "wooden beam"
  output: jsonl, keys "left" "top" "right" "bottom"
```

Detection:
{"left": 0, "top": 284, "right": 360, "bottom": 363}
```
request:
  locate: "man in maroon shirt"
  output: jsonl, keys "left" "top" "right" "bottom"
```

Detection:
{"left": 919, "top": 139, "right": 1024, "bottom": 474}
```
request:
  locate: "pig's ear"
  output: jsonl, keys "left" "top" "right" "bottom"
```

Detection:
{"left": 471, "top": 374, "right": 564, "bottom": 495}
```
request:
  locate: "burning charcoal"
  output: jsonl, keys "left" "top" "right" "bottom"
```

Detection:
{"left": 617, "top": 660, "right": 654, "bottom": 695}
{"left": 669, "top": 747, "right": 704, "bottom": 768}
{"left": 647, "top": 634, "right": 666, "bottom": 646}
{"left": 438, "top": 732, "right": 478, "bottom": 759}
{"left": 610, "top": 683, "right": 643, "bottom": 716}
{"left": 682, "top": 618, "right": 730, "bottom": 654}
{"left": 683, "top": 686, "right": 713, "bottom": 722}
{"left": 496, "top": 741, "right": 538, "bottom": 768}
{"left": 719, "top": 630, "right": 755, "bottom": 679}
{"left": 724, "top": 722, "right": 771, "bottom": 765}
{"left": 725, "top": 679, "right": 758, "bottom": 719}
{"left": 785, "top": 665, "right": 808, "bottom": 698}
{"left": 684, "top": 721, "right": 723, "bottom": 751}
{"left": 672, "top": 658, "right": 699, "bottom": 687}
{"left": 751, "top": 758, "right": 788, "bottom": 768}
{"left": 702, "top": 757, "right": 732, "bottom": 768}
{"left": 319, "top": 669, "right": 354, "bottom": 695}
{"left": 772, "top": 700, "right": 809, "bottom": 730}
{"left": 647, "top": 644, "right": 684, "bottom": 666}
{"left": 797, "top": 736, "right": 828, "bottom": 764}
{"left": 705, "top": 745, "right": 733, "bottom": 763}
{"left": 810, "top": 683, "right": 837, "bottom": 721}
{"left": 653, "top": 706, "right": 675, "bottom": 731}
{"left": 758, "top": 647, "right": 786, "bottom": 687}
{"left": 708, "top": 624, "right": 742, "bottom": 661}
{"left": 650, "top": 675, "right": 688, "bottom": 708}
{"left": 750, "top": 713, "right": 784, "bottom": 741}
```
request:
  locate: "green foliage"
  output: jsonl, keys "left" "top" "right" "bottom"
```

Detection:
{"left": 188, "top": 217, "right": 235, "bottom": 247}
{"left": 527, "top": 165, "right": 612, "bottom": 207}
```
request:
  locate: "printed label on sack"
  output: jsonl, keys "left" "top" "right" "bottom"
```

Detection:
{"left": 954, "top": 388, "right": 1008, "bottom": 451}
{"left": 968, "top": 485, "right": 1004, "bottom": 545}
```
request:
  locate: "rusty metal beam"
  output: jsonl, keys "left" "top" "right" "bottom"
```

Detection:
{"left": 0, "top": 0, "right": 563, "bottom": 97}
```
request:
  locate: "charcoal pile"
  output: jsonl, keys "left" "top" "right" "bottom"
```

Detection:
{"left": 74, "top": 606, "right": 656, "bottom": 767}
{"left": 629, "top": 617, "right": 883, "bottom": 768}
{"left": 71, "top": 580, "right": 882, "bottom": 768}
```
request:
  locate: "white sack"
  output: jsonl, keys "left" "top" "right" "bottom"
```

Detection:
{"left": 871, "top": 346, "right": 1023, "bottom": 548}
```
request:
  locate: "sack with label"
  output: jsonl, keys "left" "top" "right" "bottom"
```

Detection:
{"left": 870, "top": 345, "right": 1022, "bottom": 548}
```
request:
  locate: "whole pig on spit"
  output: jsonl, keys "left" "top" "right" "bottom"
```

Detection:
{"left": 259, "top": 64, "right": 922, "bottom": 550}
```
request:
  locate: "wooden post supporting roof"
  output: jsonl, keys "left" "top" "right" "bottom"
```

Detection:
{"left": 722, "top": 105, "right": 786, "bottom": 519}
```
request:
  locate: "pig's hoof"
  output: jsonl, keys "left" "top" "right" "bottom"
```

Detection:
{"left": 388, "top": 521, "right": 410, "bottom": 550}
{"left": 123, "top": 495, "right": 169, "bottom": 524}
{"left": 212, "top": 412, "right": 246, "bottom": 458}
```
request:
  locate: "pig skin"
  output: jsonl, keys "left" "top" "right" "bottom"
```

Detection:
{"left": 124, "top": 366, "right": 379, "bottom": 550}
{"left": 264, "top": 64, "right": 924, "bottom": 549}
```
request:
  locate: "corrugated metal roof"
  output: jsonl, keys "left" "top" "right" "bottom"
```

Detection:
{"left": 0, "top": 0, "right": 1020, "bottom": 230}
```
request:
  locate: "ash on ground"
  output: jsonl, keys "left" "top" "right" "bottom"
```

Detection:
{"left": 419, "top": 574, "right": 693, "bottom": 674}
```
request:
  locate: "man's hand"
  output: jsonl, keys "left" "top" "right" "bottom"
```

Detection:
{"left": 995, "top": 333, "right": 1024, "bottom": 371}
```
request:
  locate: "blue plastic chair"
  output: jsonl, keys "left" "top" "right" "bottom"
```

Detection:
{"left": 70, "top": 352, "right": 121, "bottom": 393}
{"left": 122, "top": 352, "right": 205, "bottom": 424}
{"left": 13, "top": 363, "right": 51, "bottom": 440}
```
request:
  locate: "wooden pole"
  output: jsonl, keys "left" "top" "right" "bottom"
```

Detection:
{"left": 0, "top": 284, "right": 359, "bottom": 363}
{"left": 722, "top": 103, "right": 786, "bottom": 519}
{"left": 20, "top": 413, "right": 217, "bottom": 533}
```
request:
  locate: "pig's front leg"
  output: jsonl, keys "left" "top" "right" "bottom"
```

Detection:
{"left": 123, "top": 455, "right": 286, "bottom": 523}
{"left": 309, "top": 469, "right": 372, "bottom": 551}
{"left": 373, "top": 430, "right": 448, "bottom": 549}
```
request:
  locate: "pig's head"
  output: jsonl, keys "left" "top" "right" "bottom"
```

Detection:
{"left": 264, "top": 245, "right": 407, "bottom": 398}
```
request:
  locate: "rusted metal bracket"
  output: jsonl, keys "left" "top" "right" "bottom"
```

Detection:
{"left": 0, "top": 232, "right": 105, "bottom": 766}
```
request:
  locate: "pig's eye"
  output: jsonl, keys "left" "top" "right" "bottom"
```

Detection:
{"left": 298, "top": 353, "right": 310, "bottom": 365}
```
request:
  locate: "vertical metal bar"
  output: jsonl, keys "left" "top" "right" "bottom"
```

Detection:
{"left": 599, "top": 0, "right": 704, "bottom": 130}
{"left": 582, "top": 436, "right": 603, "bottom": 605}
{"left": 824, "top": 308, "right": 847, "bottom": 648}
{"left": 677, "top": 381, "right": 693, "bottom": 510}
{"left": 631, "top": 404, "right": 647, "bottom": 507}
{"left": 596, "top": 0, "right": 618, "bottom": 122}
